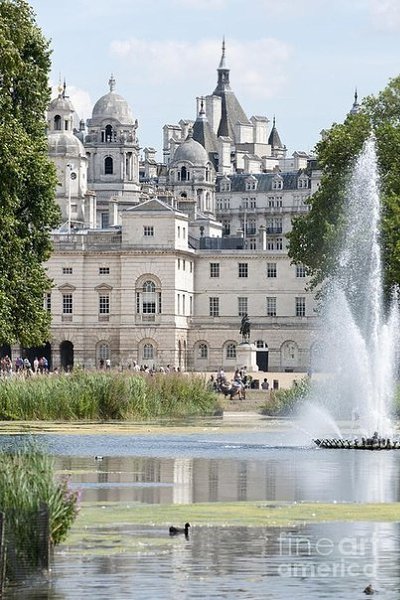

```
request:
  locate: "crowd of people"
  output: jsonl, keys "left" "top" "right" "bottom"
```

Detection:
{"left": 0, "top": 355, "right": 50, "bottom": 377}
{"left": 208, "top": 369, "right": 271, "bottom": 400}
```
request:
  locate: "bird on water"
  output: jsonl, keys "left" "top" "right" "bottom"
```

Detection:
{"left": 363, "top": 584, "right": 375, "bottom": 595}
{"left": 169, "top": 523, "right": 191, "bottom": 537}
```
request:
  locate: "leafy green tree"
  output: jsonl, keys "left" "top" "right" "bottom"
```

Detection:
{"left": 288, "top": 76, "right": 400, "bottom": 297}
{"left": 0, "top": 0, "right": 60, "bottom": 346}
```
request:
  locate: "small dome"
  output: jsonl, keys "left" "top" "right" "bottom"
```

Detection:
{"left": 49, "top": 95, "right": 74, "bottom": 113}
{"left": 92, "top": 91, "right": 134, "bottom": 124}
{"left": 48, "top": 132, "right": 85, "bottom": 157}
{"left": 172, "top": 136, "right": 209, "bottom": 166}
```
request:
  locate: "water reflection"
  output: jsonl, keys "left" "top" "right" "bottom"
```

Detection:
{"left": 5, "top": 523, "right": 400, "bottom": 599}
{"left": 55, "top": 449, "right": 400, "bottom": 505}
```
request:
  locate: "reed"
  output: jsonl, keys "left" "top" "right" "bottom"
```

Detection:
{"left": 0, "top": 443, "right": 79, "bottom": 579}
{"left": 0, "top": 371, "right": 219, "bottom": 421}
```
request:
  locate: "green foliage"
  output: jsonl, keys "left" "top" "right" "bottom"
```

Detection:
{"left": 261, "top": 377, "right": 311, "bottom": 416}
{"left": 0, "top": 443, "right": 79, "bottom": 578}
{"left": 0, "top": 0, "right": 60, "bottom": 346}
{"left": 0, "top": 371, "right": 220, "bottom": 421}
{"left": 289, "top": 75, "right": 400, "bottom": 295}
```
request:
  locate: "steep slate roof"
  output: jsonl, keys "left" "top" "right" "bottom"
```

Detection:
{"left": 268, "top": 117, "right": 284, "bottom": 149}
{"left": 212, "top": 40, "right": 251, "bottom": 140}
{"left": 192, "top": 100, "right": 219, "bottom": 167}
{"left": 217, "top": 172, "right": 310, "bottom": 192}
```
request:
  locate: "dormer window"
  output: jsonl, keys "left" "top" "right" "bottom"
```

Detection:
{"left": 220, "top": 178, "right": 231, "bottom": 192}
{"left": 298, "top": 176, "right": 309, "bottom": 189}
{"left": 245, "top": 177, "right": 257, "bottom": 191}
{"left": 272, "top": 176, "right": 283, "bottom": 190}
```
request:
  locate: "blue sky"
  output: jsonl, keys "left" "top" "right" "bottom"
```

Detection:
{"left": 30, "top": 0, "right": 400, "bottom": 158}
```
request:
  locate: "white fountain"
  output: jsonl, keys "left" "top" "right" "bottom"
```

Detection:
{"left": 310, "top": 137, "right": 400, "bottom": 447}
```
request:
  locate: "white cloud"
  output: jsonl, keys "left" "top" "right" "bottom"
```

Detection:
{"left": 368, "top": 0, "right": 400, "bottom": 30}
{"left": 110, "top": 37, "right": 291, "bottom": 100}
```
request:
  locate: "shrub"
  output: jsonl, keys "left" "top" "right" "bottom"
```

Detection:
{"left": 262, "top": 377, "right": 311, "bottom": 416}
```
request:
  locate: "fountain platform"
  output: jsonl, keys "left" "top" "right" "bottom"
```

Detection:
{"left": 314, "top": 435, "right": 400, "bottom": 450}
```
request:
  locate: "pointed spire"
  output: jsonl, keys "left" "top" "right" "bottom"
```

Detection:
{"left": 57, "top": 73, "right": 63, "bottom": 97}
{"left": 218, "top": 36, "right": 227, "bottom": 69}
{"left": 62, "top": 78, "right": 67, "bottom": 99}
{"left": 350, "top": 87, "right": 361, "bottom": 115}
{"left": 109, "top": 73, "right": 116, "bottom": 92}
{"left": 198, "top": 97, "right": 206, "bottom": 118}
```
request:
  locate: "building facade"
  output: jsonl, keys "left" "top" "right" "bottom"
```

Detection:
{"left": 30, "top": 43, "right": 322, "bottom": 373}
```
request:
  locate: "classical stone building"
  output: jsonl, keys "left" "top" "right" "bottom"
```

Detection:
{"left": 24, "top": 43, "right": 322, "bottom": 373}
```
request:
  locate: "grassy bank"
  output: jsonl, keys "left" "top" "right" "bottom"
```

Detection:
{"left": 0, "top": 371, "right": 220, "bottom": 421}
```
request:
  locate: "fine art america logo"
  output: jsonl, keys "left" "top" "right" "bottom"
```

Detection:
{"left": 276, "top": 532, "right": 378, "bottom": 578}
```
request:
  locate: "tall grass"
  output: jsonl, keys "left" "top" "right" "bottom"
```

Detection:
{"left": 0, "top": 444, "right": 79, "bottom": 579}
{"left": 262, "top": 377, "right": 311, "bottom": 416}
{"left": 0, "top": 371, "right": 219, "bottom": 421}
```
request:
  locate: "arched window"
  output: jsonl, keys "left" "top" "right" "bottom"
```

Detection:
{"left": 98, "top": 342, "right": 110, "bottom": 363}
{"left": 104, "top": 157, "right": 113, "bottom": 175}
{"left": 136, "top": 278, "right": 161, "bottom": 321}
{"left": 105, "top": 124, "right": 113, "bottom": 142}
{"left": 143, "top": 343, "right": 154, "bottom": 360}
{"left": 226, "top": 343, "right": 236, "bottom": 359}
{"left": 54, "top": 115, "right": 61, "bottom": 131}
{"left": 180, "top": 166, "right": 187, "bottom": 181}
{"left": 198, "top": 343, "right": 208, "bottom": 359}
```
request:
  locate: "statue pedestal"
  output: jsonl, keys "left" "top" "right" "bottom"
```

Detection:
{"left": 236, "top": 343, "right": 258, "bottom": 372}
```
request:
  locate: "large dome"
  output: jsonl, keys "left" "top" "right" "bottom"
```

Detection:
{"left": 92, "top": 91, "right": 134, "bottom": 124}
{"left": 48, "top": 132, "right": 85, "bottom": 157}
{"left": 172, "top": 136, "right": 208, "bottom": 166}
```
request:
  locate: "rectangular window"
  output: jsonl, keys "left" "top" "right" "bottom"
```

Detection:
{"left": 190, "top": 261, "right": 193, "bottom": 273}
{"left": 99, "top": 267, "right": 110, "bottom": 275}
{"left": 178, "top": 258, "right": 180, "bottom": 270}
{"left": 183, "top": 259, "right": 186, "bottom": 271}
{"left": 177, "top": 294, "right": 180, "bottom": 315}
{"left": 296, "top": 264, "right": 306, "bottom": 278}
{"left": 266, "top": 238, "right": 274, "bottom": 250}
{"left": 45, "top": 292, "right": 51, "bottom": 313}
{"left": 210, "top": 262, "right": 220, "bottom": 278}
{"left": 249, "top": 238, "right": 257, "bottom": 250}
{"left": 178, "top": 226, "right": 181, "bottom": 238}
{"left": 62, "top": 267, "right": 73, "bottom": 275}
{"left": 266, "top": 296, "right": 277, "bottom": 317}
{"left": 267, "top": 263, "right": 277, "bottom": 278}
{"left": 190, "top": 295, "right": 193, "bottom": 315}
{"left": 183, "top": 227, "right": 186, "bottom": 239}
{"left": 182, "top": 294, "right": 186, "bottom": 315}
{"left": 238, "top": 263, "right": 248, "bottom": 278}
{"left": 101, "top": 212, "right": 109, "bottom": 229}
{"left": 296, "top": 296, "right": 306, "bottom": 317}
{"left": 209, "top": 297, "right": 219, "bottom": 317}
{"left": 144, "top": 225, "right": 154, "bottom": 237}
{"left": 223, "top": 220, "right": 230, "bottom": 235}
{"left": 238, "top": 297, "right": 248, "bottom": 317}
{"left": 62, "top": 293, "right": 73, "bottom": 314}
{"left": 276, "top": 237, "right": 283, "bottom": 250}
{"left": 99, "top": 294, "right": 110, "bottom": 314}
